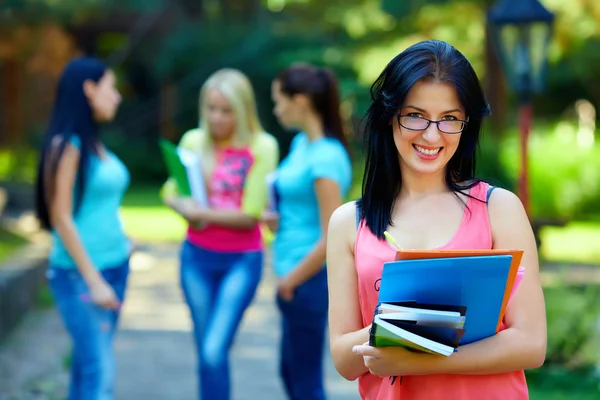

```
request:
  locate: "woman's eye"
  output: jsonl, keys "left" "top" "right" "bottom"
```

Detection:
{"left": 406, "top": 112, "right": 422, "bottom": 118}
{"left": 442, "top": 115, "right": 458, "bottom": 121}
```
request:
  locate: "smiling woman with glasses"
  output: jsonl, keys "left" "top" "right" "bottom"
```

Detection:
{"left": 326, "top": 40, "right": 546, "bottom": 400}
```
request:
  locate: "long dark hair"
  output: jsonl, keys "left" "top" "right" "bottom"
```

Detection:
{"left": 275, "top": 63, "right": 349, "bottom": 151}
{"left": 35, "top": 57, "right": 108, "bottom": 230}
{"left": 359, "top": 40, "right": 491, "bottom": 239}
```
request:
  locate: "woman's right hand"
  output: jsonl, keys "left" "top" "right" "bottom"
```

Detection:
{"left": 262, "top": 211, "right": 279, "bottom": 232}
{"left": 88, "top": 277, "right": 120, "bottom": 309}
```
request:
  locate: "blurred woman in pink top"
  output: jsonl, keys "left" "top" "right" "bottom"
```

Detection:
{"left": 326, "top": 40, "right": 546, "bottom": 399}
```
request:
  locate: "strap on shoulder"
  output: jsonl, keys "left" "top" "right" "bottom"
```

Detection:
{"left": 355, "top": 201, "right": 361, "bottom": 230}
{"left": 486, "top": 185, "right": 497, "bottom": 204}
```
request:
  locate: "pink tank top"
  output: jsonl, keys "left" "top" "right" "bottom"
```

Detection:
{"left": 187, "top": 147, "right": 262, "bottom": 252}
{"left": 354, "top": 182, "right": 528, "bottom": 400}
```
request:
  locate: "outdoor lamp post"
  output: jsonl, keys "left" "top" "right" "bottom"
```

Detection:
{"left": 487, "top": 0, "right": 555, "bottom": 217}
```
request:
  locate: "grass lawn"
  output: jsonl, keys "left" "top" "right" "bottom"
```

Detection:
{"left": 540, "top": 222, "right": 600, "bottom": 265}
{"left": 0, "top": 227, "right": 27, "bottom": 264}
{"left": 120, "top": 186, "right": 186, "bottom": 243}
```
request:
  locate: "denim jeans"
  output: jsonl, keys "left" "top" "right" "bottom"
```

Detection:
{"left": 277, "top": 267, "right": 328, "bottom": 400}
{"left": 180, "top": 240, "right": 263, "bottom": 400}
{"left": 46, "top": 260, "right": 129, "bottom": 400}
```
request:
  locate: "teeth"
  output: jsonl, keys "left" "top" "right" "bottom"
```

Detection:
{"left": 415, "top": 145, "right": 441, "bottom": 156}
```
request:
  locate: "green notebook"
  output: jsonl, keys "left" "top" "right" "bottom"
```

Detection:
{"left": 370, "top": 315, "right": 457, "bottom": 356}
{"left": 159, "top": 138, "right": 208, "bottom": 206}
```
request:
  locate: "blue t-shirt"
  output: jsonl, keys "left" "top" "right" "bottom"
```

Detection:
{"left": 49, "top": 137, "right": 131, "bottom": 270}
{"left": 272, "top": 133, "right": 352, "bottom": 277}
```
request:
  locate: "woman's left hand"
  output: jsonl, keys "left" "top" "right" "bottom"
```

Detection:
{"left": 352, "top": 342, "right": 427, "bottom": 377}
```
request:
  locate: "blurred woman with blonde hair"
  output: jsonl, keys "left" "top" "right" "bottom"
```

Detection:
{"left": 162, "top": 68, "right": 279, "bottom": 400}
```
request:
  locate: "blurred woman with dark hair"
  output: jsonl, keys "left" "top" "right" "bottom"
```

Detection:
{"left": 35, "top": 57, "right": 129, "bottom": 400}
{"left": 267, "top": 63, "right": 352, "bottom": 400}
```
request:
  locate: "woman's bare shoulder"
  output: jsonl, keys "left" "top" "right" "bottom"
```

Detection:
{"left": 329, "top": 201, "right": 359, "bottom": 246}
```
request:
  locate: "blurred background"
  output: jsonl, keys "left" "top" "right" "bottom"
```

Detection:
{"left": 0, "top": 0, "right": 599, "bottom": 399}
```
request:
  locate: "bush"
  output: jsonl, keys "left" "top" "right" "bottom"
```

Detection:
{"left": 544, "top": 282, "right": 600, "bottom": 368}
{"left": 525, "top": 279, "right": 600, "bottom": 393}
{"left": 499, "top": 121, "right": 600, "bottom": 221}
{"left": 476, "top": 132, "right": 516, "bottom": 192}
{"left": 102, "top": 130, "right": 168, "bottom": 185}
{"left": 0, "top": 147, "right": 38, "bottom": 184}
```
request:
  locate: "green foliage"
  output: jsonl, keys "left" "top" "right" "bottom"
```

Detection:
{"left": 543, "top": 282, "right": 600, "bottom": 368}
{"left": 499, "top": 122, "right": 600, "bottom": 220}
{"left": 525, "top": 283, "right": 600, "bottom": 396}
{"left": 36, "top": 286, "right": 54, "bottom": 309}
{"left": 102, "top": 130, "right": 167, "bottom": 184}
{"left": 0, "top": 148, "right": 38, "bottom": 184}
{"left": 528, "top": 375, "right": 600, "bottom": 400}
{"left": 523, "top": 278, "right": 600, "bottom": 397}
{"left": 476, "top": 130, "right": 516, "bottom": 191}
{"left": 0, "top": 227, "right": 26, "bottom": 263}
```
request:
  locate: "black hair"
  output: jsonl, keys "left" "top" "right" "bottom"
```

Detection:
{"left": 358, "top": 40, "right": 491, "bottom": 239}
{"left": 35, "top": 57, "right": 108, "bottom": 230}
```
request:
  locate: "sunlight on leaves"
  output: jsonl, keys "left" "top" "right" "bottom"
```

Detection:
{"left": 353, "top": 34, "right": 428, "bottom": 85}
{"left": 352, "top": 1, "right": 486, "bottom": 85}
{"left": 326, "top": 0, "right": 395, "bottom": 39}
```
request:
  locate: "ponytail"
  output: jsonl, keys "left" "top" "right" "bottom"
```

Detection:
{"left": 316, "top": 67, "right": 349, "bottom": 151}
{"left": 276, "top": 63, "right": 350, "bottom": 153}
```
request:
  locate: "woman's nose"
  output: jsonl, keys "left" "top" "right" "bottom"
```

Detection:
{"left": 422, "top": 122, "right": 441, "bottom": 142}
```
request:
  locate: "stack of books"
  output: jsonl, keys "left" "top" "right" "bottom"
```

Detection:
{"left": 369, "top": 249, "right": 524, "bottom": 356}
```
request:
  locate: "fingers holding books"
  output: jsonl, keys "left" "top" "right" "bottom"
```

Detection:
{"left": 352, "top": 343, "right": 379, "bottom": 358}
{"left": 352, "top": 343, "right": 418, "bottom": 378}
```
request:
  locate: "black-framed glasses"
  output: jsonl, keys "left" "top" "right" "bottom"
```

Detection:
{"left": 397, "top": 114, "right": 469, "bottom": 134}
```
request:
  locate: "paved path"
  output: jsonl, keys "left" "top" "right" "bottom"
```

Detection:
{"left": 0, "top": 243, "right": 359, "bottom": 400}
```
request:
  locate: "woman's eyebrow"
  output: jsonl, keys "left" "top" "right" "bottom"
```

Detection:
{"left": 404, "top": 105, "right": 462, "bottom": 114}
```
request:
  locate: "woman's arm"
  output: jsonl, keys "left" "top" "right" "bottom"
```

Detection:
{"left": 169, "top": 132, "right": 279, "bottom": 230}
{"left": 49, "top": 143, "right": 119, "bottom": 309}
{"left": 184, "top": 207, "right": 257, "bottom": 229}
{"left": 327, "top": 202, "right": 371, "bottom": 381}
{"left": 434, "top": 188, "right": 547, "bottom": 373}
{"left": 278, "top": 177, "right": 342, "bottom": 298}
{"left": 353, "top": 189, "right": 547, "bottom": 377}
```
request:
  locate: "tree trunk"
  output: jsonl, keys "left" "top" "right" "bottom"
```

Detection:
{"left": 484, "top": 10, "right": 508, "bottom": 136}
{"left": 0, "top": 58, "right": 22, "bottom": 148}
{"left": 160, "top": 82, "right": 177, "bottom": 141}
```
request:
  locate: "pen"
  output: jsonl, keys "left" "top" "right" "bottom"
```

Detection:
{"left": 383, "top": 231, "right": 403, "bottom": 251}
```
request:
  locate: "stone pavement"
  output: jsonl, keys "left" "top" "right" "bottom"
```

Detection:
{"left": 0, "top": 243, "right": 360, "bottom": 400}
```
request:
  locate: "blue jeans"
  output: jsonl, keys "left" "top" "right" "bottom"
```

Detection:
{"left": 180, "top": 240, "right": 263, "bottom": 400}
{"left": 46, "top": 260, "right": 129, "bottom": 400}
{"left": 277, "top": 267, "right": 328, "bottom": 400}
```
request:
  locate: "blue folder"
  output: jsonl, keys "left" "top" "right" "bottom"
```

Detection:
{"left": 378, "top": 255, "right": 513, "bottom": 344}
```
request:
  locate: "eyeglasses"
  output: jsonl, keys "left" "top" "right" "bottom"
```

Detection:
{"left": 397, "top": 114, "right": 469, "bottom": 134}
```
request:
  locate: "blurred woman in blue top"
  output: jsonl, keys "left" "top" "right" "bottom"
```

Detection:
{"left": 268, "top": 63, "right": 352, "bottom": 400}
{"left": 34, "top": 57, "right": 129, "bottom": 400}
